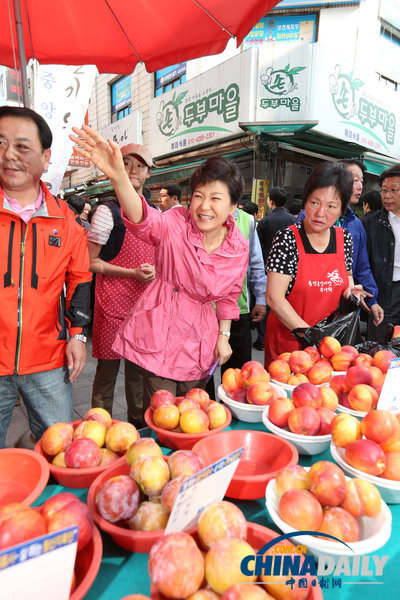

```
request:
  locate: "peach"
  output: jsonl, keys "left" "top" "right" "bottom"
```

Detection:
{"left": 331, "top": 350, "right": 353, "bottom": 372}
{"left": 185, "top": 388, "right": 211, "bottom": 409}
{"left": 176, "top": 398, "right": 200, "bottom": 413}
{"left": 381, "top": 451, "right": 400, "bottom": 480}
{"left": 246, "top": 382, "right": 276, "bottom": 406}
{"left": 106, "top": 422, "right": 139, "bottom": 453}
{"left": 304, "top": 346, "right": 321, "bottom": 365}
{"left": 45, "top": 496, "right": 94, "bottom": 551}
{"left": 288, "top": 350, "right": 312, "bottom": 374}
{"left": 83, "top": 407, "right": 112, "bottom": 430}
{"left": 316, "top": 406, "right": 335, "bottom": 435}
{"left": 381, "top": 433, "right": 400, "bottom": 452}
{"left": 168, "top": 450, "right": 205, "bottom": 479}
{"left": 260, "top": 547, "right": 316, "bottom": 600}
{"left": 287, "top": 374, "right": 309, "bottom": 385}
{"left": 345, "top": 439, "right": 386, "bottom": 476}
{"left": 307, "top": 461, "right": 346, "bottom": 506}
{"left": 120, "top": 597, "right": 152, "bottom": 600}
{"left": 319, "top": 336, "right": 341, "bottom": 358}
{"left": 40, "top": 422, "right": 74, "bottom": 456}
{"left": 241, "top": 361, "right": 270, "bottom": 388}
{"left": 125, "top": 437, "right": 163, "bottom": 466}
{"left": 287, "top": 406, "right": 320, "bottom": 436}
{"left": 180, "top": 407, "right": 209, "bottom": 433}
{"left": 161, "top": 476, "right": 185, "bottom": 513}
{"left": 353, "top": 353, "right": 374, "bottom": 367}
{"left": 307, "top": 360, "right": 332, "bottom": 385}
{"left": 0, "top": 503, "right": 46, "bottom": 551}
{"left": 348, "top": 384, "right": 378, "bottom": 412}
{"left": 330, "top": 413, "right": 362, "bottom": 448}
{"left": 291, "top": 382, "right": 322, "bottom": 409}
{"left": 267, "top": 359, "right": 291, "bottom": 383}
{"left": 368, "top": 366, "right": 384, "bottom": 387}
{"left": 341, "top": 345, "right": 359, "bottom": 361}
{"left": 150, "top": 389, "right": 176, "bottom": 410}
{"left": 275, "top": 464, "right": 309, "bottom": 499}
{"left": 64, "top": 437, "right": 101, "bottom": 468}
{"left": 153, "top": 403, "right": 180, "bottom": 430}
{"left": 222, "top": 368, "right": 244, "bottom": 394}
{"left": 340, "top": 478, "right": 381, "bottom": 517}
{"left": 279, "top": 352, "right": 291, "bottom": 362}
{"left": 392, "top": 325, "right": 400, "bottom": 340}
{"left": 345, "top": 365, "right": 373, "bottom": 388}
{"left": 41, "top": 492, "right": 79, "bottom": 521}
{"left": 278, "top": 489, "right": 323, "bottom": 530}
{"left": 231, "top": 389, "right": 247, "bottom": 403}
{"left": 320, "top": 386, "right": 338, "bottom": 411}
{"left": 73, "top": 419, "right": 106, "bottom": 447}
{"left": 52, "top": 452, "right": 66, "bottom": 467}
{"left": 198, "top": 501, "right": 247, "bottom": 550}
{"left": 318, "top": 506, "right": 359, "bottom": 543}
{"left": 205, "top": 402, "right": 228, "bottom": 428}
{"left": 149, "top": 532, "right": 204, "bottom": 599}
{"left": 99, "top": 448, "right": 119, "bottom": 465}
{"left": 361, "top": 410, "right": 400, "bottom": 444}
{"left": 128, "top": 501, "right": 169, "bottom": 531}
{"left": 221, "top": 583, "right": 271, "bottom": 599}
{"left": 338, "top": 392, "right": 352, "bottom": 409}
{"left": 131, "top": 455, "right": 170, "bottom": 496}
{"left": 329, "top": 374, "right": 349, "bottom": 395}
{"left": 187, "top": 592, "right": 220, "bottom": 600}
{"left": 267, "top": 397, "right": 295, "bottom": 428}
{"left": 96, "top": 475, "right": 140, "bottom": 522}
{"left": 205, "top": 538, "right": 257, "bottom": 594}
{"left": 373, "top": 349, "right": 396, "bottom": 373}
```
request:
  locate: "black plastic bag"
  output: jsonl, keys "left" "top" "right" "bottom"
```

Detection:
{"left": 356, "top": 331, "right": 400, "bottom": 357}
{"left": 292, "top": 296, "right": 362, "bottom": 348}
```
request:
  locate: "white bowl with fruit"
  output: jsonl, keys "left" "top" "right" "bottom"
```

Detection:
{"left": 265, "top": 462, "right": 392, "bottom": 560}
{"left": 217, "top": 381, "right": 287, "bottom": 423}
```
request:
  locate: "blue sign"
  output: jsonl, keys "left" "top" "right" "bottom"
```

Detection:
{"left": 244, "top": 14, "right": 316, "bottom": 47}
{"left": 111, "top": 75, "right": 132, "bottom": 112}
{"left": 155, "top": 63, "right": 186, "bottom": 89}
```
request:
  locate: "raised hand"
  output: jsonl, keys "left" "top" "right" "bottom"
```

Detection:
{"left": 70, "top": 125, "right": 125, "bottom": 181}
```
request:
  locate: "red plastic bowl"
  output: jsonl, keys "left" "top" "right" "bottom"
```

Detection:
{"left": 144, "top": 405, "right": 232, "bottom": 451}
{"left": 0, "top": 448, "right": 50, "bottom": 506}
{"left": 150, "top": 521, "right": 323, "bottom": 599}
{"left": 87, "top": 459, "right": 194, "bottom": 553}
{"left": 192, "top": 429, "right": 298, "bottom": 500}
{"left": 34, "top": 420, "right": 129, "bottom": 489}
{"left": 70, "top": 525, "right": 103, "bottom": 600}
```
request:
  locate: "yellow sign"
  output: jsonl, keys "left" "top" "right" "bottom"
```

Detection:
{"left": 251, "top": 179, "right": 270, "bottom": 217}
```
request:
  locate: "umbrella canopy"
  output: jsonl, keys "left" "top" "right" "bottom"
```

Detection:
{"left": 1, "top": 0, "right": 280, "bottom": 75}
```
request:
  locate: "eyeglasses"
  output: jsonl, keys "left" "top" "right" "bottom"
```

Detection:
{"left": 380, "top": 188, "right": 400, "bottom": 197}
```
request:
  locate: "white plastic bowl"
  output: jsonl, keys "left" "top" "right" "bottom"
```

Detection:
{"left": 262, "top": 406, "right": 331, "bottom": 456}
{"left": 265, "top": 471, "right": 392, "bottom": 560}
{"left": 330, "top": 442, "right": 400, "bottom": 504}
{"left": 217, "top": 383, "right": 287, "bottom": 423}
{"left": 335, "top": 403, "right": 366, "bottom": 419}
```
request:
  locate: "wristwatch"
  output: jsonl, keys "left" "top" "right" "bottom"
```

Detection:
{"left": 218, "top": 331, "right": 231, "bottom": 338}
{"left": 72, "top": 334, "right": 87, "bottom": 343}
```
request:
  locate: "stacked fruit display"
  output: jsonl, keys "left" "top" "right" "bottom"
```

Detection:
{"left": 38, "top": 408, "right": 138, "bottom": 468}
{"left": 221, "top": 360, "right": 279, "bottom": 405}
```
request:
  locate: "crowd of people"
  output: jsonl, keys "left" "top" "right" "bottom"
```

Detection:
{"left": 1, "top": 105, "right": 399, "bottom": 448}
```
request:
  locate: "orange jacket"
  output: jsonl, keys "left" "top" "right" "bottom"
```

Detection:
{"left": 0, "top": 183, "right": 92, "bottom": 376}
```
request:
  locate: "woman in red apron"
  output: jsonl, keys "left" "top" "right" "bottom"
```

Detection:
{"left": 265, "top": 161, "right": 370, "bottom": 367}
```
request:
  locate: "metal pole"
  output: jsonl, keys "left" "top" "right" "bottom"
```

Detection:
{"left": 13, "top": 0, "right": 30, "bottom": 107}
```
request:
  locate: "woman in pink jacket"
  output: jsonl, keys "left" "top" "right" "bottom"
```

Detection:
{"left": 71, "top": 125, "right": 249, "bottom": 413}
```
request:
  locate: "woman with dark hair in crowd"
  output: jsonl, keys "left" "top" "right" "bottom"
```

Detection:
{"left": 70, "top": 124, "right": 249, "bottom": 413}
{"left": 264, "top": 161, "right": 380, "bottom": 366}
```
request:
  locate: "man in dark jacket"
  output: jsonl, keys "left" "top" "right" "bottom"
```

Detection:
{"left": 257, "top": 186, "right": 295, "bottom": 264}
{"left": 364, "top": 164, "right": 400, "bottom": 341}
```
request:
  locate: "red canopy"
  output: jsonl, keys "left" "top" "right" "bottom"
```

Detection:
{"left": 1, "top": 0, "right": 280, "bottom": 74}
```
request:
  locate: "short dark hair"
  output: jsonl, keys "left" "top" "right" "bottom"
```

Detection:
{"left": 361, "top": 189, "right": 382, "bottom": 212}
{"left": 338, "top": 158, "right": 366, "bottom": 174}
{"left": 163, "top": 183, "right": 182, "bottom": 203}
{"left": 379, "top": 163, "right": 400, "bottom": 186}
{"left": 239, "top": 200, "right": 258, "bottom": 216}
{"left": 302, "top": 161, "right": 353, "bottom": 214}
{"left": 287, "top": 198, "right": 302, "bottom": 216}
{"left": 0, "top": 105, "right": 52, "bottom": 150}
{"left": 269, "top": 186, "right": 287, "bottom": 207}
{"left": 67, "top": 195, "right": 85, "bottom": 214}
{"left": 190, "top": 157, "right": 243, "bottom": 205}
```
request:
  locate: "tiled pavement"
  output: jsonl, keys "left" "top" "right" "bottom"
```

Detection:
{"left": 5, "top": 331, "right": 265, "bottom": 448}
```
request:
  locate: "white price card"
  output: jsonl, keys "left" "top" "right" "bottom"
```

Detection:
{"left": 0, "top": 526, "right": 78, "bottom": 600}
{"left": 165, "top": 447, "right": 244, "bottom": 534}
{"left": 377, "top": 357, "right": 400, "bottom": 413}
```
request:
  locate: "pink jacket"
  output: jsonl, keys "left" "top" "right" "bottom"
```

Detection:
{"left": 112, "top": 200, "right": 249, "bottom": 381}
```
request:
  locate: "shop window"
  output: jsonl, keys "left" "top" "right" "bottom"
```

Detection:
{"left": 155, "top": 63, "right": 186, "bottom": 97}
{"left": 110, "top": 75, "right": 132, "bottom": 122}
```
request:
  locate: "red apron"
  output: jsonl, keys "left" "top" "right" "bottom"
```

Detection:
{"left": 265, "top": 225, "right": 348, "bottom": 367}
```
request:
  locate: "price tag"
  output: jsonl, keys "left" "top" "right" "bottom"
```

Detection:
{"left": 0, "top": 527, "right": 78, "bottom": 600}
{"left": 377, "top": 357, "right": 400, "bottom": 412}
{"left": 165, "top": 447, "right": 244, "bottom": 534}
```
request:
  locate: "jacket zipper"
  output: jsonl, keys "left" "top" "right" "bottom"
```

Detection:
{"left": 15, "top": 222, "right": 27, "bottom": 375}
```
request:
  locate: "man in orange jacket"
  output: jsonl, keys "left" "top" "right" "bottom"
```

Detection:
{"left": 0, "top": 106, "right": 92, "bottom": 448}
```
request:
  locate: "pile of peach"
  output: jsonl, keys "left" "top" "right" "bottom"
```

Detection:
{"left": 331, "top": 409, "right": 400, "bottom": 480}
{"left": 40, "top": 408, "right": 139, "bottom": 468}
{"left": 267, "top": 382, "right": 337, "bottom": 436}
{"left": 267, "top": 336, "right": 395, "bottom": 388}
{"left": 276, "top": 461, "right": 382, "bottom": 544}
{"left": 150, "top": 388, "right": 228, "bottom": 433}
{"left": 146, "top": 500, "right": 316, "bottom": 599}
{"left": 329, "top": 359, "right": 391, "bottom": 412}
{"left": 222, "top": 360, "right": 280, "bottom": 406}
{"left": 96, "top": 439, "right": 206, "bottom": 532}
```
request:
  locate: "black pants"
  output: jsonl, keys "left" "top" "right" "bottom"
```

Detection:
{"left": 367, "top": 281, "right": 400, "bottom": 342}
